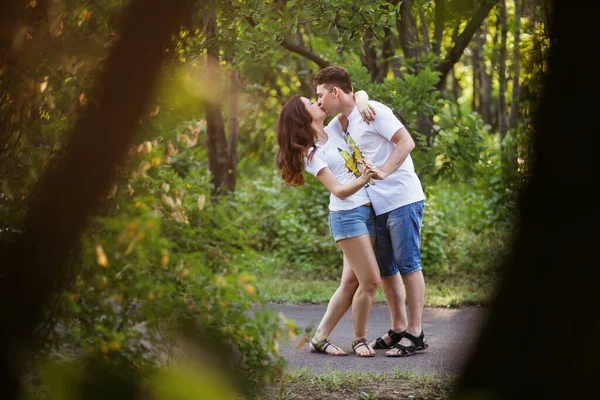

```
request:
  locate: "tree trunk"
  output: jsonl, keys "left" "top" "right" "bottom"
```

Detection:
{"left": 471, "top": 40, "right": 480, "bottom": 114}
{"left": 448, "top": 25, "right": 461, "bottom": 118}
{"left": 226, "top": 67, "right": 240, "bottom": 193}
{"left": 397, "top": 0, "right": 421, "bottom": 61}
{"left": 432, "top": 0, "right": 445, "bottom": 57}
{"left": 374, "top": 27, "right": 394, "bottom": 83}
{"left": 489, "top": 11, "right": 499, "bottom": 131}
{"left": 205, "top": 100, "right": 229, "bottom": 196}
{"left": 508, "top": 0, "right": 521, "bottom": 130}
{"left": 498, "top": 0, "right": 508, "bottom": 140}
{"left": 204, "top": 10, "right": 231, "bottom": 197}
{"left": 398, "top": 0, "right": 435, "bottom": 143}
{"left": 361, "top": 28, "right": 380, "bottom": 82}
{"left": 390, "top": 52, "right": 404, "bottom": 79}
{"left": 478, "top": 23, "right": 493, "bottom": 125}
{"left": 418, "top": 8, "right": 430, "bottom": 54}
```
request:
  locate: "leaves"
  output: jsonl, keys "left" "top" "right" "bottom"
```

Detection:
{"left": 149, "top": 105, "right": 160, "bottom": 118}
{"left": 95, "top": 245, "right": 109, "bottom": 267}
{"left": 196, "top": 194, "right": 206, "bottom": 211}
{"left": 40, "top": 76, "right": 49, "bottom": 93}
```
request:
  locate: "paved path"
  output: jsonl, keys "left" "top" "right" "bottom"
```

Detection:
{"left": 267, "top": 304, "right": 488, "bottom": 377}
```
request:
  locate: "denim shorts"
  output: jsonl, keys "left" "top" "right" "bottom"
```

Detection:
{"left": 375, "top": 200, "right": 424, "bottom": 277}
{"left": 328, "top": 204, "right": 376, "bottom": 242}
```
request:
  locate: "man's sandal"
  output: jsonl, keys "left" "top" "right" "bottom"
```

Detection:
{"left": 372, "top": 329, "right": 405, "bottom": 349}
{"left": 309, "top": 338, "right": 347, "bottom": 356}
{"left": 386, "top": 331, "right": 429, "bottom": 357}
{"left": 352, "top": 338, "right": 376, "bottom": 357}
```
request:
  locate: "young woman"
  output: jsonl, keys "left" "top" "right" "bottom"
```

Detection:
{"left": 276, "top": 95, "right": 380, "bottom": 357}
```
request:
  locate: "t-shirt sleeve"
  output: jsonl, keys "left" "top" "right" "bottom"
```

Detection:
{"left": 370, "top": 101, "right": 405, "bottom": 141}
{"left": 304, "top": 149, "right": 328, "bottom": 177}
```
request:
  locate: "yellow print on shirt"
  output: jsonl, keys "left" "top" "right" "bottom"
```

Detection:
{"left": 340, "top": 131, "right": 374, "bottom": 186}
{"left": 344, "top": 133, "right": 364, "bottom": 163}
{"left": 338, "top": 145, "right": 374, "bottom": 186}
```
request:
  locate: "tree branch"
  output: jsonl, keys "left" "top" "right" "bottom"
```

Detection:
{"left": 436, "top": 0, "right": 498, "bottom": 88}
{"left": 242, "top": 13, "right": 331, "bottom": 69}
{"left": 281, "top": 39, "right": 330, "bottom": 69}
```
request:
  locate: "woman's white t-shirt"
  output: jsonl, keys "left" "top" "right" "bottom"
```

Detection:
{"left": 304, "top": 118, "right": 371, "bottom": 211}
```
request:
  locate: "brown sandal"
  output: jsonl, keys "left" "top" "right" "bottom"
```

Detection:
{"left": 310, "top": 338, "right": 347, "bottom": 356}
{"left": 352, "top": 338, "right": 375, "bottom": 357}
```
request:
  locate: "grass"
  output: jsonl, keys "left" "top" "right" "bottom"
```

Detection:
{"left": 256, "top": 274, "right": 495, "bottom": 307}
{"left": 258, "top": 367, "right": 455, "bottom": 400}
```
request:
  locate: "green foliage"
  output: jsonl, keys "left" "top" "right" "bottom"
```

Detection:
{"left": 420, "top": 196, "right": 448, "bottom": 271}
{"left": 33, "top": 134, "right": 293, "bottom": 397}
{"left": 1, "top": 0, "right": 534, "bottom": 396}
{"left": 430, "top": 112, "right": 489, "bottom": 182}
{"left": 347, "top": 60, "right": 446, "bottom": 136}
{"left": 234, "top": 168, "right": 342, "bottom": 279}
{"left": 22, "top": 355, "right": 241, "bottom": 399}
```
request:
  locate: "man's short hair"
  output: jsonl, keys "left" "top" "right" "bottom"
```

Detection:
{"left": 313, "top": 66, "right": 353, "bottom": 94}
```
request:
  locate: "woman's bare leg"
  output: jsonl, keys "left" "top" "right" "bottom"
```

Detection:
{"left": 311, "top": 255, "right": 358, "bottom": 355}
{"left": 337, "top": 234, "right": 380, "bottom": 356}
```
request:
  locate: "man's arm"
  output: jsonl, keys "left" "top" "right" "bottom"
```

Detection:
{"left": 370, "top": 127, "right": 415, "bottom": 179}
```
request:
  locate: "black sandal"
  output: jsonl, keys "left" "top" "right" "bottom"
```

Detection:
{"left": 386, "top": 331, "right": 429, "bottom": 357}
{"left": 372, "top": 329, "right": 405, "bottom": 349}
{"left": 352, "top": 338, "right": 375, "bottom": 357}
{"left": 310, "top": 338, "right": 347, "bottom": 356}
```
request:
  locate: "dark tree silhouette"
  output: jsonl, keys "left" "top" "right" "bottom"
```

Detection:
{"left": 452, "top": 0, "right": 598, "bottom": 398}
{"left": 0, "top": 1, "right": 192, "bottom": 398}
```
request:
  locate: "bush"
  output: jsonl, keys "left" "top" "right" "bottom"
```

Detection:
{"left": 234, "top": 168, "right": 342, "bottom": 279}
{"left": 37, "top": 133, "right": 293, "bottom": 397}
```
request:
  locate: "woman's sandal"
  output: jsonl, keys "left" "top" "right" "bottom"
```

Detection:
{"left": 352, "top": 338, "right": 376, "bottom": 357}
{"left": 372, "top": 329, "right": 405, "bottom": 349}
{"left": 386, "top": 331, "right": 429, "bottom": 357}
{"left": 309, "top": 338, "right": 347, "bottom": 356}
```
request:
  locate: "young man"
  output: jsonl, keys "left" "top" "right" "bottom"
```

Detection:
{"left": 314, "top": 66, "right": 428, "bottom": 357}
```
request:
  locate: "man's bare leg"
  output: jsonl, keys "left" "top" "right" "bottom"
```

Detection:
{"left": 369, "top": 272, "right": 407, "bottom": 348}
{"left": 386, "top": 269, "right": 425, "bottom": 356}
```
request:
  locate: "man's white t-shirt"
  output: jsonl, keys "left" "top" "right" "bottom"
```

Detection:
{"left": 328, "top": 101, "right": 425, "bottom": 216}
{"left": 304, "top": 118, "right": 371, "bottom": 211}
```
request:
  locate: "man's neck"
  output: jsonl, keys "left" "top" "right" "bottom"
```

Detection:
{"left": 339, "top": 94, "right": 356, "bottom": 118}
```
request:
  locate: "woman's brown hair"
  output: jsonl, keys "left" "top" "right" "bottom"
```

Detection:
{"left": 276, "top": 96, "right": 317, "bottom": 187}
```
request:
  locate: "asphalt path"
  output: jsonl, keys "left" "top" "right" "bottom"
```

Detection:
{"left": 267, "top": 304, "right": 489, "bottom": 377}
